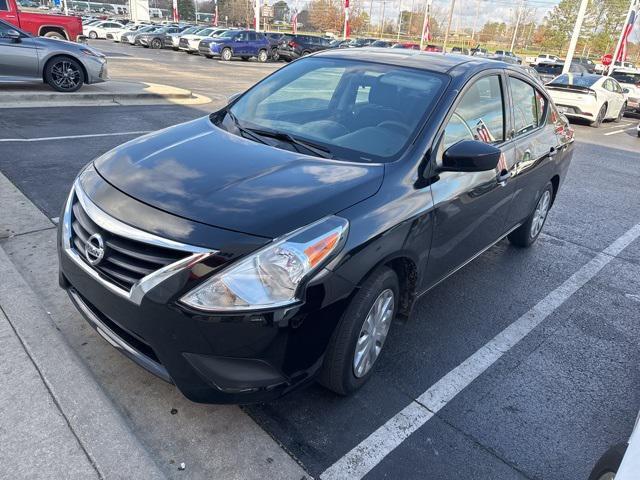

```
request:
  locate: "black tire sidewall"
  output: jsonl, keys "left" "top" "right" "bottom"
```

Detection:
{"left": 319, "top": 267, "right": 399, "bottom": 395}
{"left": 45, "top": 57, "right": 85, "bottom": 92}
{"left": 508, "top": 182, "right": 553, "bottom": 248}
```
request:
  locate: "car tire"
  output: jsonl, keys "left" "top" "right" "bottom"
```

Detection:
{"left": 588, "top": 443, "right": 627, "bottom": 480}
{"left": 271, "top": 48, "right": 279, "bottom": 61}
{"left": 319, "top": 266, "right": 399, "bottom": 396}
{"left": 44, "top": 31, "right": 66, "bottom": 40}
{"left": 204, "top": 54, "right": 213, "bottom": 59}
{"left": 590, "top": 104, "right": 607, "bottom": 128}
{"left": 614, "top": 103, "right": 626, "bottom": 122}
{"left": 88, "top": 31, "right": 98, "bottom": 39}
{"left": 44, "top": 56, "right": 85, "bottom": 93}
{"left": 257, "top": 49, "right": 268, "bottom": 63}
{"left": 302, "top": 50, "right": 311, "bottom": 56}
{"left": 221, "top": 48, "right": 232, "bottom": 61}
{"left": 508, "top": 182, "right": 554, "bottom": 248}
{"left": 151, "top": 38, "right": 162, "bottom": 49}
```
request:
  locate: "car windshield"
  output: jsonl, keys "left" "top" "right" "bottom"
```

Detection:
{"left": 180, "top": 26, "right": 199, "bottom": 35}
{"left": 218, "top": 30, "right": 238, "bottom": 38}
{"left": 222, "top": 57, "right": 446, "bottom": 163}
{"left": 611, "top": 72, "right": 640, "bottom": 85}
{"left": 198, "top": 28, "right": 214, "bottom": 36}
{"left": 548, "top": 74, "right": 598, "bottom": 87}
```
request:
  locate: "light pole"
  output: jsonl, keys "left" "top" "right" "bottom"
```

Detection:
{"left": 510, "top": 0, "right": 525, "bottom": 53}
{"left": 442, "top": 0, "right": 457, "bottom": 53}
{"left": 562, "top": 0, "right": 589, "bottom": 74}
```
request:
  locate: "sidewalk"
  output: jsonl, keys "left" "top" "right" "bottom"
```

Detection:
{"left": 0, "top": 80, "right": 212, "bottom": 108}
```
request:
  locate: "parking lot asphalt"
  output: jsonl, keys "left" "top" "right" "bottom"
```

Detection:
{"left": 1, "top": 51, "right": 639, "bottom": 479}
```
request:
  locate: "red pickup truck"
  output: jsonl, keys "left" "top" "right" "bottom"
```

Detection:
{"left": 0, "top": 0, "right": 83, "bottom": 41}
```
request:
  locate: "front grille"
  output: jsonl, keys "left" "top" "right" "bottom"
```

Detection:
{"left": 69, "top": 194, "right": 190, "bottom": 291}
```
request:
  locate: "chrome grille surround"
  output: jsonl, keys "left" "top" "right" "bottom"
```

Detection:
{"left": 61, "top": 178, "right": 216, "bottom": 305}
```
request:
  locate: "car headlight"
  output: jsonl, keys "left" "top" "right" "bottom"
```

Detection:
{"left": 180, "top": 216, "right": 348, "bottom": 312}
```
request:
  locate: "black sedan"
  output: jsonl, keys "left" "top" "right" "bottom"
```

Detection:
{"left": 58, "top": 49, "right": 574, "bottom": 404}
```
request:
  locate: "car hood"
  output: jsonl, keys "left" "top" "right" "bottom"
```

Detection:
{"left": 94, "top": 117, "right": 384, "bottom": 238}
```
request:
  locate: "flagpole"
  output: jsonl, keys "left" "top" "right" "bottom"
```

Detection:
{"left": 419, "top": 0, "right": 432, "bottom": 50}
{"left": 255, "top": 0, "right": 261, "bottom": 32}
{"left": 343, "top": 0, "right": 350, "bottom": 39}
{"left": 561, "top": 0, "right": 588, "bottom": 74}
{"left": 609, "top": 0, "right": 637, "bottom": 75}
{"left": 442, "top": 0, "right": 456, "bottom": 53}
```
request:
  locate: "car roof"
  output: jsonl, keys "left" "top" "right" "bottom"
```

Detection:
{"left": 313, "top": 48, "right": 504, "bottom": 74}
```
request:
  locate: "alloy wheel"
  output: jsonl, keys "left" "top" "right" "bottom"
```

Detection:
{"left": 222, "top": 48, "right": 232, "bottom": 61}
{"left": 89, "top": 31, "right": 97, "bottom": 39}
{"left": 353, "top": 289, "right": 395, "bottom": 378}
{"left": 530, "top": 190, "right": 551, "bottom": 239}
{"left": 50, "top": 60, "right": 81, "bottom": 91}
{"left": 258, "top": 50, "right": 267, "bottom": 62}
{"left": 152, "top": 39, "right": 162, "bottom": 49}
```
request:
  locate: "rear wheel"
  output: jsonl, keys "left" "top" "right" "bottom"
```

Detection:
{"left": 301, "top": 50, "right": 311, "bottom": 56}
{"left": 257, "top": 49, "right": 268, "bottom": 63}
{"left": 151, "top": 38, "right": 162, "bottom": 49}
{"left": 271, "top": 47, "right": 279, "bottom": 61}
{"left": 319, "top": 267, "right": 399, "bottom": 395}
{"left": 508, "top": 182, "right": 553, "bottom": 248}
{"left": 88, "top": 31, "right": 98, "bottom": 39}
{"left": 221, "top": 48, "right": 232, "bottom": 61}
{"left": 614, "top": 103, "right": 626, "bottom": 122}
{"left": 44, "top": 56, "right": 85, "bottom": 93}
{"left": 588, "top": 443, "right": 627, "bottom": 480}
{"left": 44, "top": 31, "right": 66, "bottom": 40}
{"left": 590, "top": 104, "right": 607, "bottom": 127}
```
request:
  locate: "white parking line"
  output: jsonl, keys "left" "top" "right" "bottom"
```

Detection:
{"left": 604, "top": 127, "right": 637, "bottom": 136}
{"left": 320, "top": 223, "right": 640, "bottom": 480}
{"left": 0, "top": 131, "right": 152, "bottom": 143}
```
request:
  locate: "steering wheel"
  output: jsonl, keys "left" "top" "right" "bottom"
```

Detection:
{"left": 377, "top": 121, "right": 411, "bottom": 136}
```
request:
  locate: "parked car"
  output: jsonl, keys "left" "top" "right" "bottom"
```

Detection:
{"left": 328, "top": 38, "right": 350, "bottom": 49}
{"left": 392, "top": 42, "right": 420, "bottom": 50}
{"left": 83, "top": 20, "right": 124, "bottom": 39}
{"left": 195, "top": 29, "right": 230, "bottom": 52}
{"left": 121, "top": 25, "right": 161, "bottom": 45}
{"left": 179, "top": 26, "right": 218, "bottom": 53}
{"left": 58, "top": 48, "right": 573, "bottom": 404}
{"left": 493, "top": 50, "right": 522, "bottom": 64}
{"left": 199, "top": 29, "right": 270, "bottom": 62}
{"left": 168, "top": 25, "right": 203, "bottom": 50}
{"left": 276, "top": 33, "right": 330, "bottom": 61}
{"left": 610, "top": 68, "right": 640, "bottom": 115}
{"left": 138, "top": 26, "right": 183, "bottom": 49}
{"left": 546, "top": 73, "right": 627, "bottom": 127}
{"left": 424, "top": 44, "right": 443, "bottom": 52}
{"left": 573, "top": 57, "right": 596, "bottom": 73}
{"left": 0, "top": 19, "right": 107, "bottom": 92}
{"left": 470, "top": 47, "right": 489, "bottom": 57}
{"left": 370, "top": 40, "right": 392, "bottom": 48}
{"left": 450, "top": 46, "right": 469, "bottom": 55}
{"left": 1, "top": 0, "right": 83, "bottom": 41}
{"left": 109, "top": 23, "right": 147, "bottom": 42}
{"left": 534, "top": 53, "right": 560, "bottom": 65}
{"left": 534, "top": 61, "right": 587, "bottom": 84}
{"left": 343, "top": 37, "right": 377, "bottom": 48}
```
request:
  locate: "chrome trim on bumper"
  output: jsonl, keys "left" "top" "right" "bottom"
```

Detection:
{"left": 67, "top": 288, "right": 172, "bottom": 383}
{"left": 62, "top": 178, "right": 217, "bottom": 305}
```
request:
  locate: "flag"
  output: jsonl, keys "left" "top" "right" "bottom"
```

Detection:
{"left": 475, "top": 119, "right": 495, "bottom": 143}
{"left": 291, "top": 8, "right": 298, "bottom": 34}
{"left": 344, "top": 0, "right": 350, "bottom": 39}
{"left": 616, "top": 0, "right": 639, "bottom": 63}
{"left": 172, "top": 0, "right": 179, "bottom": 21}
{"left": 421, "top": 0, "right": 432, "bottom": 46}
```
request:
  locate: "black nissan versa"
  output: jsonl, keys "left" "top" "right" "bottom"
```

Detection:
{"left": 58, "top": 48, "right": 574, "bottom": 404}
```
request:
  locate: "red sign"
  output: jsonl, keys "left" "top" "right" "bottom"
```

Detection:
{"left": 601, "top": 54, "right": 613, "bottom": 66}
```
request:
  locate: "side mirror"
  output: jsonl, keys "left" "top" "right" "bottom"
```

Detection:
{"left": 441, "top": 140, "right": 502, "bottom": 172}
{"left": 6, "top": 29, "right": 21, "bottom": 42}
{"left": 228, "top": 91, "right": 242, "bottom": 103}
{"left": 623, "top": 88, "right": 630, "bottom": 94}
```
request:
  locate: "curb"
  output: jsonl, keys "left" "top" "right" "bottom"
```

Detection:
{"left": 0, "top": 243, "right": 167, "bottom": 480}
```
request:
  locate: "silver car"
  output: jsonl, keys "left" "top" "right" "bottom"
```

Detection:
{"left": 0, "top": 20, "right": 107, "bottom": 92}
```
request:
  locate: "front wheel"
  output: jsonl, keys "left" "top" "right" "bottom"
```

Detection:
{"left": 508, "top": 182, "right": 553, "bottom": 248}
{"left": 44, "top": 56, "right": 85, "bottom": 93}
{"left": 221, "top": 48, "right": 232, "bottom": 61}
{"left": 271, "top": 48, "right": 279, "bottom": 61}
{"left": 614, "top": 103, "right": 626, "bottom": 122}
{"left": 151, "top": 38, "right": 163, "bottom": 49}
{"left": 257, "top": 49, "right": 268, "bottom": 63}
{"left": 319, "top": 267, "right": 399, "bottom": 395}
{"left": 588, "top": 443, "right": 627, "bottom": 480}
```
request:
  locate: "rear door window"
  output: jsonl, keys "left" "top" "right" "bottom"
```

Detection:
{"left": 509, "top": 76, "right": 544, "bottom": 136}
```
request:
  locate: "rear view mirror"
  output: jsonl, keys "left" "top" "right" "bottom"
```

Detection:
{"left": 228, "top": 91, "right": 242, "bottom": 103}
{"left": 441, "top": 140, "right": 501, "bottom": 172}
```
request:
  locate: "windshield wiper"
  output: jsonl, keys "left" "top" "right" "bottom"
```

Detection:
{"left": 225, "top": 109, "right": 269, "bottom": 145}
{"left": 245, "top": 127, "right": 333, "bottom": 159}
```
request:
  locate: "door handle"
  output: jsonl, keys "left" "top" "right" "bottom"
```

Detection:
{"left": 497, "top": 169, "right": 511, "bottom": 186}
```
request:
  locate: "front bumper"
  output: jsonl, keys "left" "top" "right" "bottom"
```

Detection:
{"left": 85, "top": 56, "right": 108, "bottom": 84}
{"left": 626, "top": 98, "right": 640, "bottom": 113}
{"left": 58, "top": 175, "right": 354, "bottom": 404}
{"left": 276, "top": 47, "right": 298, "bottom": 61}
